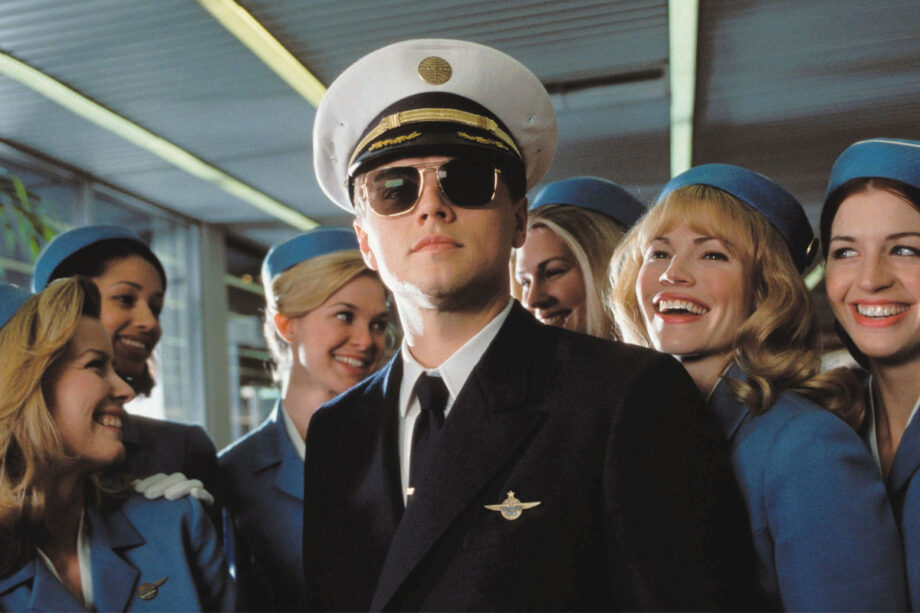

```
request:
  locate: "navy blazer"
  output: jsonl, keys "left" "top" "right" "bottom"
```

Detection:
{"left": 303, "top": 303, "right": 760, "bottom": 611}
{"left": 123, "top": 414, "right": 221, "bottom": 500}
{"left": 0, "top": 494, "right": 236, "bottom": 612}
{"left": 862, "top": 388, "right": 920, "bottom": 610}
{"left": 710, "top": 365, "right": 907, "bottom": 611}
{"left": 220, "top": 402, "right": 305, "bottom": 611}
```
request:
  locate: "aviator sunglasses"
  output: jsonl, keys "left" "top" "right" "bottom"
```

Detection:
{"left": 356, "top": 158, "right": 502, "bottom": 217}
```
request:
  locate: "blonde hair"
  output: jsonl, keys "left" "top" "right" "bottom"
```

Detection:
{"left": 609, "top": 185, "right": 861, "bottom": 425}
{"left": 0, "top": 277, "right": 102, "bottom": 574}
{"left": 511, "top": 204, "right": 626, "bottom": 340}
{"left": 264, "top": 249, "right": 387, "bottom": 383}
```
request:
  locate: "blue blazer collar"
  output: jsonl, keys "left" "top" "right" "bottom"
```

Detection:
{"left": 0, "top": 503, "right": 145, "bottom": 612}
{"left": 889, "top": 407, "right": 920, "bottom": 496}
{"left": 85, "top": 503, "right": 145, "bottom": 612}
{"left": 0, "top": 561, "right": 86, "bottom": 613}
{"left": 269, "top": 402, "right": 305, "bottom": 501}
{"left": 707, "top": 362, "right": 750, "bottom": 442}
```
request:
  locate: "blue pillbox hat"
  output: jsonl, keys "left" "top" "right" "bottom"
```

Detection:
{"left": 32, "top": 224, "right": 144, "bottom": 292}
{"left": 0, "top": 284, "right": 31, "bottom": 332}
{"left": 262, "top": 227, "right": 360, "bottom": 283}
{"left": 529, "top": 176, "right": 646, "bottom": 228}
{"left": 658, "top": 164, "right": 818, "bottom": 273}
{"left": 825, "top": 138, "right": 920, "bottom": 198}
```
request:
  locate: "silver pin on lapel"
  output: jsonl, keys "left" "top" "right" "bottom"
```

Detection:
{"left": 484, "top": 491, "right": 541, "bottom": 521}
{"left": 137, "top": 576, "right": 168, "bottom": 600}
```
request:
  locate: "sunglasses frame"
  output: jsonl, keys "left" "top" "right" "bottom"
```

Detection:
{"left": 356, "top": 159, "right": 502, "bottom": 218}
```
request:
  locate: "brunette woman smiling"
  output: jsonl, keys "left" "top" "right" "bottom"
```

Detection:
{"left": 822, "top": 137, "right": 920, "bottom": 608}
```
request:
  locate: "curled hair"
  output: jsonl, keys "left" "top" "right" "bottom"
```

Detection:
{"left": 49, "top": 238, "right": 166, "bottom": 396}
{"left": 511, "top": 204, "right": 627, "bottom": 340}
{"left": 609, "top": 185, "right": 861, "bottom": 425}
{"left": 0, "top": 277, "right": 102, "bottom": 574}
{"left": 263, "top": 250, "right": 393, "bottom": 384}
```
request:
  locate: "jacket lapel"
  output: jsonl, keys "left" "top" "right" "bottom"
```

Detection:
{"left": 370, "top": 304, "right": 548, "bottom": 610}
{"left": 707, "top": 363, "right": 750, "bottom": 444}
{"left": 24, "top": 561, "right": 85, "bottom": 612}
{"left": 888, "top": 409, "right": 920, "bottom": 497}
{"left": 86, "top": 504, "right": 144, "bottom": 612}
{"left": 268, "top": 403, "right": 304, "bottom": 501}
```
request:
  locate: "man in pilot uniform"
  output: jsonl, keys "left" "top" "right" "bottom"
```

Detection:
{"left": 303, "top": 38, "right": 757, "bottom": 611}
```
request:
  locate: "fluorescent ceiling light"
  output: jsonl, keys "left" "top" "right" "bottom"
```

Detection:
{"left": 197, "top": 0, "right": 326, "bottom": 108}
{"left": 668, "top": 0, "right": 699, "bottom": 177}
{"left": 0, "top": 52, "right": 318, "bottom": 231}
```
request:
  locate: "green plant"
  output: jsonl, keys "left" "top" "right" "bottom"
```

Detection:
{"left": 0, "top": 167, "right": 57, "bottom": 275}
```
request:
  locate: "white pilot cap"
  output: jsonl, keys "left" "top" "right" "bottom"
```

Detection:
{"left": 313, "top": 38, "right": 558, "bottom": 212}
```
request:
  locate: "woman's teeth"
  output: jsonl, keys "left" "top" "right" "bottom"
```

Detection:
{"left": 539, "top": 312, "right": 568, "bottom": 326}
{"left": 120, "top": 338, "right": 146, "bottom": 350}
{"left": 97, "top": 414, "right": 123, "bottom": 429}
{"left": 856, "top": 304, "right": 909, "bottom": 318}
{"left": 657, "top": 299, "right": 708, "bottom": 315}
{"left": 335, "top": 356, "right": 367, "bottom": 368}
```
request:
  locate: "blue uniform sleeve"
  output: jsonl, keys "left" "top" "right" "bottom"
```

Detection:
{"left": 765, "top": 410, "right": 907, "bottom": 611}
{"left": 182, "top": 496, "right": 239, "bottom": 612}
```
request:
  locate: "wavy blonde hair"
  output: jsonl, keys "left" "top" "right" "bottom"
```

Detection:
{"left": 264, "top": 249, "right": 392, "bottom": 383}
{"left": 511, "top": 204, "right": 627, "bottom": 340}
{"left": 609, "top": 185, "right": 861, "bottom": 425}
{"left": 0, "top": 277, "right": 106, "bottom": 575}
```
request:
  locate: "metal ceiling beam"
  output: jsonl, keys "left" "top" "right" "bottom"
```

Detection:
{"left": 0, "top": 51, "right": 318, "bottom": 231}
{"left": 197, "top": 0, "right": 327, "bottom": 108}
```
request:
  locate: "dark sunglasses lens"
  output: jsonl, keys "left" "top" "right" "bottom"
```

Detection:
{"left": 366, "top": 167, "right": 421, "bottom": 215}
{"left": 439, "top": 159, "right": 496, "bottom": 207}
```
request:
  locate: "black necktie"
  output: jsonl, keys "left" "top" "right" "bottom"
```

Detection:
{"left": 409, "top": 373, "right": 449, "bottom": 490}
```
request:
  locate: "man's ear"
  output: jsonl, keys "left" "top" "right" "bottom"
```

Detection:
{"left": 511, "top": 196, "right": 528, "bottom": 249}
{"left": 274, "top": 313, "right": 296, "bottom": 344}
{"left": 354, "top": 219, "right": 379, "bottom": 271}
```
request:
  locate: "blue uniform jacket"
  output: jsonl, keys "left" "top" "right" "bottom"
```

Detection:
{"left": 0, "top": 494, "right": 236, "bottom": 612}
{"left": 862, "top": 386, "right": 920, "bottom": 610}
{"left": 710, "top": 365, "right": 906, "bottom": 611}
{"left": 220, "top": 402, "right": 305, "bottom": 611}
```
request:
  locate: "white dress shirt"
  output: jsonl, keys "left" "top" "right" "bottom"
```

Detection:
{"left": 397, "top": 300, "right": 513, "bottom": 502}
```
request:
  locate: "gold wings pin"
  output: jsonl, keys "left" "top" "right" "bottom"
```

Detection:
{"left": 484, "top": 491, "right": 541, "bottom": 521}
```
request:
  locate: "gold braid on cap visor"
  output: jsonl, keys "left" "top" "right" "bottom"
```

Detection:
{"left": 348, "top": 108, "right": 523, "bottom": 171}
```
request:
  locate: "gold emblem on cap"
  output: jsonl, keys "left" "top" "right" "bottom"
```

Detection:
{"left": 138, "top": 576, "right": 168, "bottom": 600}
{"left": 368, "top": 130, "right": 422, "bottom": 153}
{"left": 418, "top": 56, "right": 452, "bottom": 85}
{"left": 484, "top": 491, "right": 541, "bottom": 521}
{"left": 457, "top": 131, "right": 510, "bottom": 151}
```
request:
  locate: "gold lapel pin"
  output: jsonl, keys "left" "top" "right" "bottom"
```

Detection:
{"left": 484, "top": 491, "right": 540, "bottom": 521}
{"left": 137, "top": 576, "right": 168, "bottom": 601}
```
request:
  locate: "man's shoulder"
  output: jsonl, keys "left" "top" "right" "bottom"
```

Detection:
{"left": 539, "top": 326, "right": 683, "bottom": 384}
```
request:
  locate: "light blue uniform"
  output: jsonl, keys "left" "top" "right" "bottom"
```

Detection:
{"left": 220, "top": 402, "right": 305, "bottom": 611}
{"left": 863, "top": 392, "right": 920, "bottom": 610}
{"left": 0, "top": 494, "right": 235, "bottom": 612}
{"left": 710, "top": 365, "right": 907, "bottom": 611}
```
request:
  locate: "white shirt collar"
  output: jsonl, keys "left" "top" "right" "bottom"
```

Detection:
{"left": 399, "top": 299, "right": 513, "bottom": 417}
{"left": 279, "top": 401, "right": 306, "bottom": 462}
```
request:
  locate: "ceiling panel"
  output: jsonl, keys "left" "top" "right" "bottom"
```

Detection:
{"left": 1, "top": 0, "right": 917, "bottom": 250}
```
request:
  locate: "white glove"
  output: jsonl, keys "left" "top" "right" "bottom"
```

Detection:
{"left": 133, "top": 472, "right": 215, "bottom": 506}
